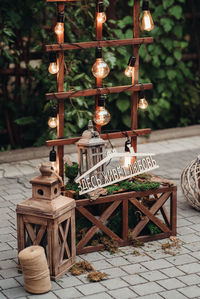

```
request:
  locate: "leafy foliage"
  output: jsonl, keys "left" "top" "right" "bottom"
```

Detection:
{"left": 0, "top": 0, "right": 199, "bottom": 150}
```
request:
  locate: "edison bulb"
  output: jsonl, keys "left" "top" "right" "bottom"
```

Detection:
{"left": 125, "top": 66, "right": 135, "bottom": 78}
{"left": 48, "top": 117, "right": 57, "bottom": 128}
{"left": 93, "top": 106, "right": 111, "bottom": 126}
{"left": 141, "top": 11, "right": 154, "bottom": 31}
{"left": 139, "top": 97, "right": 148, "bottom": 110}
{"left": 97, "top": 12, "right": 106, "bottom": 24}
{"left": 48, "top": 62, "right": 59, "bottom": 74}
{"left": 92, "top": 58, "right": 110, "bottom": 79}
{"left": 120, "top": 156, "right": 133, "bottom": 169}
{"left": 54, "top": 22, "right": 64, "bottom": 35}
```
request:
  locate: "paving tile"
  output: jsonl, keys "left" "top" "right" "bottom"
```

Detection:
{"left": 179, "top": 286, "right": 200, "bottom": 298}
{"left": 103, "top": 267, "right": 127, "bottom": 278}
{"left": 0, "top": 260, "right": 17, "bottom": 270}
{"left": 135, "top": 295, "right": 163, "bottom": 299}
{"left": 80, "top": 252, "right": 105, "bottom": 262}
{"left": 178, "top": 274, "right": 200, "bottom": 286}
{"left": 77, "top": 292, "right": 113, "bottom": 299}
{"left": 54, "top": 287, "right": 82, "bottom": 299}
{"left": 107, "top": 256, "right": 130, "bottom": 267}
{"left": 141, "top": 259, "right": 173, "bottom": 271}
{"left": 108, "top": 287, "right": 137, "bottom": 298}
{"left": 0, "top": 243, "right": 12, "bottom": 252}
{"left": 0, "top": 268, "right": 21, "bottom": 279}
{"left": 92, "top": 260, "right": 113, "bottom": 271}
{"left": 2, "top": 286, "right": 29, "bottom": 298}
{"left": 160, "top": 267, "right": 185, "bottom": 278}
{"left": 121, "top": 264, "right": 147, "bottom": 274}
{"left": 122, "top": 274, "right": 147, "bottom": 285}
{"left": 76, "top": 282, "right": 106, "bottom": 295}
{"left": 160, "top": 289, "right": 188, "bottom": 299}
{"left": 101, "top": 277, "right": 129, "bottom": 290}
{"left": 140, "top": 270, "right": 168, "bottom": 282}
{"left": 178, "top": 263, "right": 200, "bottom": 274}
{"left": 56, "top": 276, "right": 83, "bottom": 288}
{"left": 125, "top": 253, "right": 152, "bottom": 264}
{"left": 28, "top": 293, "right": 58, "bottom": 299}
{"left": 157, "top": 277, "right": 185, "bottom": 290}
{"left": 131, "top": 281, "right": 164, "bottom": 296}
{"left": 0, "top": 250, "right": 17, "bottom": 261}
{"left": 180, "top": 234, "right": 200, "bottom": 243}
{"left": 166, "top": 254, "right": 198, "bottom": 266}
{"left": 190, "top": 251, "right": 200, "bottom": 260}
{"left": 0, "top": 278, "right": 20, "bottom": 289}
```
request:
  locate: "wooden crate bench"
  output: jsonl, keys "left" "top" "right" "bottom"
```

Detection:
{"left": 75, "top": 184, "right": 177, "bottom": 255}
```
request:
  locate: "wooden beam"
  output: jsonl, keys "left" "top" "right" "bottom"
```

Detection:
{"left": 45, "top": 128, "right": 151, "bottom": 147}
{"left": 45, "top": 37, "right": 153, "bottom": 52}
{"left": 46, "top": 83, "right": 152, "bottom": 100}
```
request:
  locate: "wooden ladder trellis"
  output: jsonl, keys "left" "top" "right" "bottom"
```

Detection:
{"left": 45, "top": 0, "right": 153, "bottom": 179}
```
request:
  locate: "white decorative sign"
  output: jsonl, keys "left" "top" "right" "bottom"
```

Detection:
{"left": 75, "top": 145, "right": 159, "bottom": 195}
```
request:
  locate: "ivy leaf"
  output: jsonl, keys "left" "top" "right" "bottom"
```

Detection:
{"left": 160, "top": 18, "right": 174, "bottom": 32}
{"left": 116, "top": 98, "right": 130, "bottom": 112}
{"left": 15, "top": 116, "right": 36, "bottom": 125}
{"left": 174, "top": 50, "right": 182, "bottom": 61}
{"left": 166, "top": 57, "right": 174, "bottom": 66}
{"left": 173, "top": 25, "right": 183, "bottom": 39}
{"left": 163, "top": 0, "right": 174, "bottom": 9}
{"left": 167, "top": 70, "right": 177, "bottom": 80}
{"left": 122, "top": 114, "right": 131, "bottom": 128}
{"left": 169, "top": 5, "right": 182, "bottom": 20}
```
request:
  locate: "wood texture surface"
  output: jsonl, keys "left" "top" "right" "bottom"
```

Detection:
{"left": 46, "top": 37, "right": 154, "bottom": 52}
{"left": 46, "top": 83, "right": 152, "bottom": 100}
{"left": 45, "top": 128, "right": 151, "bottom": 147}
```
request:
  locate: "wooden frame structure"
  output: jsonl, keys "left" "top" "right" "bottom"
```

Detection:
{"left": 75, "top": 184, "right": 177, "bottom": 254}
{"left": 45, "top": 0, "right": 153, "bottom": 178}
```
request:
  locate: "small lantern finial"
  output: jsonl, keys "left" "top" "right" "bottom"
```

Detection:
{"left": 88, "top": 120, "right": 94, "bottom": 132}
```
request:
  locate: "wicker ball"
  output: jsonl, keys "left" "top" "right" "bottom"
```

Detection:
{"left": 181, "top": 156, "right": 200, "bottom": 211}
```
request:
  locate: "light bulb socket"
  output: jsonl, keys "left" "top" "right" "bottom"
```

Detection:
{"left": 128, "top": 55, "right": 136, "bottom": 67}
{"left": 49, "top": 52, "right": 57, "bottom": 63}
{"left": 96, "top": 47, "right": 102, "bottom": 59}
{"left": 49, "top": 146, "right": 56, "bottom": 162}
{"left": 139, "top": 90, "right": 145, "bottom": 99}
{"left": 50, "top": 105, "right": 57, "bottom": 117}
{"left": 97, "top": 95, "right": 105, "bottom": 107}
{"left": 57, "top": 12, "right": 64, "bottom": 23}
{"left": 142, "top": 0, "right": 149, "bottom": 11}
{"left": 97, "top": 2, "right": 104, "bottom": 13}
{"left": 125, "top": 138, "right": 131, "bottom": 152}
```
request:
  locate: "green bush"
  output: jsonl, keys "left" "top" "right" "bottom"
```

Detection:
{"left": 0, "top": 0, "right": 199, "bottom": 150}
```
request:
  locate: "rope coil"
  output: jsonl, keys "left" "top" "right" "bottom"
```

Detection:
{"left": 18, "top": 245, "right": 51, "bottom": 294}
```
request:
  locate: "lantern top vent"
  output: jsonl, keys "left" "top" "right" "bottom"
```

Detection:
{"left": 76, "top": 120, "right": 106, "bottom": 147}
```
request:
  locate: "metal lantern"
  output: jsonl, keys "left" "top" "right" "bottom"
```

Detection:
{"left": 181, "top": 155, "right": 200, "bottom": 211}
{"left": 76, "top": 120, "right": 106, "bottom": 175}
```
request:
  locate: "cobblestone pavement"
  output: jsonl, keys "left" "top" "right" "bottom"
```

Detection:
{"left": 0, "top": 136, "right": 200, "bottom": 299}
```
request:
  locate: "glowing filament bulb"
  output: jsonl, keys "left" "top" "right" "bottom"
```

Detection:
{"left": 139, "top": 97, "right": 148, "bottom": 110}
{"left": 97, "top": 2, "right": 106, "bottom": 24}
{"left": 141, "top": 0, "right": 154, "bottom": 31}
{"left": 48, "top": 117, "right": 57, "bottom": 128}
{"left": 92, "top": 47, "right": 110, "bottom": 79}
{"left": 48, "top": 62, "right": 59, "bottom": 74}
{"left": 93, "top": 96, "right": 111, "bottom": 126}
{"left": 124, "top": 55, "right": 136, "bottom": 78}
{"left": 54, "top": 12, "right": 64, "bottom": 36}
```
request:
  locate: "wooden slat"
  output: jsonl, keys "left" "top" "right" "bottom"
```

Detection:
{"left": 170, "top": 190, "right": 177, "bottom": 235}
{"left": 122, "top": 199, "right": 128, "bottom": 240}
{"left": 46, "top": 128, "right": 151, "bottom": 146}
{"left": 160, "top": 206, "right": 170, "bottom": 227}
{"left": 46, "top": 37, "right": 153, "bottom": 52}
{"left": 76, "top": 200, "right": 122, "bottom": 250}
{"left": 46, "top": 83, "right": 152, "bottom": 100}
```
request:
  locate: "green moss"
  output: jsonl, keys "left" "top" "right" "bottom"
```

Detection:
{"left": 64, "top": 162, "right": 79, "bottom": 182}
{"left": 106, "top": 180, "right": 160, "bottom": 195}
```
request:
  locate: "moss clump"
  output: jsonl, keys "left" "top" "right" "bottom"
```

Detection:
{"left": 64, "top": 162, "right": 79, "bottom": 182}
{"left": 87, "top": 271, "right": 108, "bottom": 282}
{"left": 70, "top": 261, "right": 94, "bottom": 276}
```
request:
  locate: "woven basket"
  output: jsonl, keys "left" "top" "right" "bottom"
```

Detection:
{"left": 181, "top": 156, "right": 200, "bottom": 211}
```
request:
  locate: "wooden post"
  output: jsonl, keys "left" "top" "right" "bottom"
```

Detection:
{"left": 57, "top": 3, "right": 65, "bottom": 179}
{"left": 131, "top": 0, "right": 140, "bottom": 152}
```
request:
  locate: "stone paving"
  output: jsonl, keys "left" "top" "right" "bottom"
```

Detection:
{"left": 0, "top": 135, "right": 200, "bottom": 299}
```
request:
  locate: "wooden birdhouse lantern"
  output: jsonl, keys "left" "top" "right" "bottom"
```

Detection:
{"left": 76, "top": 120, "right": 106, "bottom": 175}
{"left": 16, "top": 164, "right": 76, "bottom": 280}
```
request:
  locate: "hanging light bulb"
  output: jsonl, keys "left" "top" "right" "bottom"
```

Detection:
{"left": 138, "top": 90, "right": 148, "bottom": 110}
{"left": 92, "top": 47, "right": 110, "bottom": 79}
{"left": 54, "top": 12, "right": 64, "bottom": 36}
{"left": 96, "top": 1, "right": 106, "bottom": 24}
{"left": 49, "top": 146, "right": 57, "bottom": 171}
{"left": 48, "top": 106, "right": 58, "bottom": 128}
{"left": 120, "top": 138, "right": 132, "bottom": 169}
{"left": 124, "top": 55, "right": 136, "bottom": 78}
{"left": 141, "top": 0, "right": 154, "bottom": 32}
{"left": 48, "top": 52, "right": 59, "bottom": 74}
{"left": 93, "top": 95, "right": 111, "bottom": 126}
